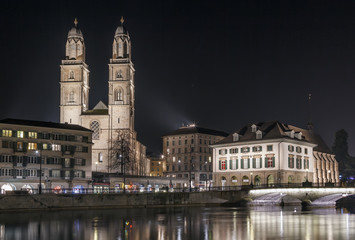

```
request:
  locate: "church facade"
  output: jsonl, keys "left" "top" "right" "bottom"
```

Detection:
{"left": 59, "top": 18, "right": 147, "bottom": 176}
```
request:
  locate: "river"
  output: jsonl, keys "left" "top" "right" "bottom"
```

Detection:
{"left": 0, "top": 206, "right": 354, "bottom": 240}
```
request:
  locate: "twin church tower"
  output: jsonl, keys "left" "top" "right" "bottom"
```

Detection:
{"left": 59, "top": 18, "right": 146, "bottom": 174}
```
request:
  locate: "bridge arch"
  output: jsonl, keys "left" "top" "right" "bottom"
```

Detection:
{"left": 242, "top": 175, "right": 249, "bottom": 185}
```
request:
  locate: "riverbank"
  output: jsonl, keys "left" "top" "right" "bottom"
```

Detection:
{"left": 0, "top": 190, "right": 249, "bottom": 212}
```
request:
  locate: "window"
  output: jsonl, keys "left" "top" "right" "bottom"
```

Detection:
{"left": 16, "top": 142, "right": 23, "bottom": 151}
{"left": 52, "top": 144, "right": 61, "bottom": 151}
{"left": 296, "top": 146, "right": 302, "bottom": 153}
{"left": 115, "top": 89, "right": 123, "bottom": 101}
{"left": 233, "top": 133, "right": 239, "bottom": 142}
{"left": 219, "top": 160, "right": 226, "bottom": 170}
{"left": 304, "top": 148, "right": 308, "bottom": 155}
{"left": 288, "top": 145, "right": 294, "bottom": 152}
{"left": 173, "top": 157, "right": 176, "bottom": 162}
{"left": 242, "top": 158, "right": 249, "bottom": 169}
{"left": 166, "top": 141, "right": 169, "bottom": 147}
{"left": 0, "top": 155, "right": 12, "bottom": 163}
{"left": 288, "top": 155, "right": 294, "bottom": 168}
{"left": 28, "top": 143, "right": 37, "bottom": 150}
{"left": 116, "top": 70, "right": 122, "bottom": 78}
{"left": 229, "top": 148, "right": 238, "bottom": 154}
{"left": 267, "top": 145, "right": 273, "bottom": 151}
{"left": 98, "top": 152, "right": 103, "bottom": 162}
{"left": 17, "top": 131, "right": 24, "bottom": 138}
{"left": 252, "top": 146, "right": 262, "bottom": 152}
{"left": 51, "top": 170, "right": 61, "bottom": 178}
{"left": 75, "top": 159, "right": 85, "bottom": 166}
{"left": 91, "top": 121, "right": 100, "bottom": 140}
{"left": 241, "top": 147, "right": 250, "bottom": 153}
{"left": 2, "top": 130, "right": 12, "bottom": 137}
{"left": 69, "top": 91, "right": 75, "bottom": 103}
{"left": 69, "top": 70, "right": 74, "bottom": 79}
{"left": 64, "top": 158, "right": 70, "bottom": 168}
{"left": 219, "top": 149, "right": 227, "bottom": 155}
{"left": 253, "top": 157, "right": 262, "bottom": 169}
{"left": 304, "top": 158, "right": 309, "bottom": 169}
{"left": 266, "top": 157, "right": 275, "bottom": 168}
{"left": 208, "top": 156, "right": 211, "bottom": 163}
{"left": 296, "top": 156, "right": 302, "bottom": 169}
{"left": 74, "top": 170, "right": 84, "bottom": 178}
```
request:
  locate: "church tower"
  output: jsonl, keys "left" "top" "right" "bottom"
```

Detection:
{"left": 108, "top": 17, "right": 135, "bottom": 133}
{"left": 60, "top": 18, "right": 90, "bottom": 125}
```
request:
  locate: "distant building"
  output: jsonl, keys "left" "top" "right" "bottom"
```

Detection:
{"left": 212, "top": 121, "right": 339, "bottom": 187}
{"left": 0, "top": 118, "right": 92, "bottom": 193}
{"left": 162, "top": 125, "right": 228, "bottom": 189}
{"left": 59, "top": 18, "right": 147, "bottom": 176}
{"left": 148, "top": 155, "right": 163, "bottom": 177}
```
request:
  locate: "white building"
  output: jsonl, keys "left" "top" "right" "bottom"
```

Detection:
{"left": 59, "top": 18, "right": 147, "bottom": 175}
{"left": 212, "top": 121, "right": 339, "bottom": 187}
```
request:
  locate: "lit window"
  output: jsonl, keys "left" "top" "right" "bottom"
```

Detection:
{"left": 28, "top": 132, "right": 37, "bottom": 139}
{"left": 17, "top": 142, "right": 23, "bottom": 151}
{"left": 173, "top": 157, "right": 176, "bottom": 162}
{"left": 28, "top": 143, "right": 37, "bottom": 150}
{"left": 52, "top": 144, "right": 61, "bottom": 151}
{"left": 241, "top": 147, "right": 250, "bottom": 153}
{"left": 17, "top": 131, "right": 24, "bottom": 138}
{"left": 98, "top": 152, "right": 103, "bottom": 162}
{"left": 2, "top": 130, "right": 12, "bottom": 137}
{"left": 43, "top": 144, "right": 48, "bottom": 150}
{"left": 219, "top": 160, "right": 226, "bottom": 170}
{"left": 208, "top": 156, "right": 211, "bottom": 162}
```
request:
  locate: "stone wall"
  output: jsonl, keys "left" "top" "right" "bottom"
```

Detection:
{"left": 0, "top": 190, "right": 249, "bottom": 211}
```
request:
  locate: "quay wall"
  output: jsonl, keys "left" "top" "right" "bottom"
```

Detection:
{"left": 0, "top": 190, "right": 249, "bottom": 211}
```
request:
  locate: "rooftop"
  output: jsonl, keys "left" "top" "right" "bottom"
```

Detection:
{"left": 0, "top": 118, "right": 91, "bottom": 132}
{"left": 163, "top": 125, "right": 228, "bottom": 137}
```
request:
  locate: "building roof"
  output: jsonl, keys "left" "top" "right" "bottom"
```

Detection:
{"left": 163, "top": 125, "right": 228, "bottom": 137}
{"left": 0, "top": 118, "right": 92, "bottom": 132}
{"left": 215, "top": 121, "right": 332, "bottom": 154}
{"left": 288, "top": 125, "right": 333, "bottom": 154}
{"left": 81, "top": 101, "right": 108, "bottom": 115}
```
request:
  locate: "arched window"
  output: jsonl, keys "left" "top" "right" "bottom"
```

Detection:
{"left": 69, "top": 91, "right": 75, "bottom": 103}
{"left": 98, "top": 152, "right": 103, "bottom": 162}
{"left": 90, "top": 121, "right": 100, "bottom": 140}
{"left": 116, "top": 70, "right": 122, "bottom": 78}
{"left": 114, "top": 89, "right": 123, "bottom": 101}
{"left": 69, "top": 71, "right": 74, "bottom": 79}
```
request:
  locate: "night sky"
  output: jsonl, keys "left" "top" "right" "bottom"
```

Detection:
{"left": 1, "top": 1, "right": 355, "bottom": 154}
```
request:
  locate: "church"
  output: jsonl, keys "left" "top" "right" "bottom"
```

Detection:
{"left": 59, "top": 18, "right": 148, "bottom": 175}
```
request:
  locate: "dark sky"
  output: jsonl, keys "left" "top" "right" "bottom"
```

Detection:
{"left": 1, "top": 0, "right": 355, "bottom": 154}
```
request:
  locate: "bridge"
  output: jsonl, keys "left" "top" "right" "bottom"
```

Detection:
{"left": 247, "top": 187, "right": 355, "bottom": 206}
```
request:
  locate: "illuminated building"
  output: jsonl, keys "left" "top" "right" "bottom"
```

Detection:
{"left": 212, "top": 121, "right": 339, "bottom": 187}
{"left": 0, "top": 118, "right": 92, "bottom": 193}
{"left": 59, "top": 18, "right": 148, "bottom": 176}
{"left": 163, "top": 125, "right": 228, "bottom": 188}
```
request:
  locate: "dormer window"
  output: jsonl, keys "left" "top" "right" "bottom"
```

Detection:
{"left": 233, "top": 133, "right": 239, "bottom": 142}
{"left": 295, "top": 132, "right": 302, "bottom": 140}
{"left": 251, "top": 124, "right": 257, "bottom": 133}
{"left": 256, "top": 130, "right": 262, "bottom": 140}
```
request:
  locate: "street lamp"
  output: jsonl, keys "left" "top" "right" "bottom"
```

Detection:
{"left": 35, "top": 150, "right": 42, "bottom": 194}
{"left": 250, "top": 172, "right": 253, "bottom": 187}
{"left": 95, "top": 162, "right": 98, "bottom": 172}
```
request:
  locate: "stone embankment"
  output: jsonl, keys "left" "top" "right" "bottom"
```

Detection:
{"left": 0, "top": 190, "right": 249, "bottom": 211}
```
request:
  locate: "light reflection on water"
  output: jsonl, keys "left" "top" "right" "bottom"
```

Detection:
{"left": 0, "top": 206, "right": 354, "bottom": 240}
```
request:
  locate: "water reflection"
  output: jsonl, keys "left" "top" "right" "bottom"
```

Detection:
{"left": 0, "top": 206, "right": 354, "bottom": 240}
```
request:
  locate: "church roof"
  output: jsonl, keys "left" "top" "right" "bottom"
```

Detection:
{"left": 0, "top": 118, "right": 91, "bottom": 132}
{"left": 68, "top": 18, "right": 83, "bottom": 40}
{"left": 93, "top": 101, "right": 108, "bottom": 110}
{"left": 82, "top": 101, "right": 109, "bottom": 115}
{"left": 163, "top": 125, "right": 228, "bottom": 137}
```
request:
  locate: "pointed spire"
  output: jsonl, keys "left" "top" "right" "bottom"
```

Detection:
{"left": 74, "top": 18, "right": 78, "bottom": 27}
{"left": 120, "top": 16, "right": 124, "bottom": 25}
{"left": 307, "top": 93, "right": 313, "bottom": 130}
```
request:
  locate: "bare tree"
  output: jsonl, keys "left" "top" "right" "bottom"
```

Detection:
{"left": 109, "top": 129, "right": 136, "bottom": 175}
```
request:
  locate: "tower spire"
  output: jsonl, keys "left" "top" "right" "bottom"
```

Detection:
{"left": 120, "top": 16, "right": 124, "bottom": 25}
{"left": 307, "top": 93, "right": 313, "bottom": 130}
{"left": 74, "top": 18, "right": 78, "bottom": 27}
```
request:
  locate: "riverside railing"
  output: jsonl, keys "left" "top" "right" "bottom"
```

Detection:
{"left": 3, "top": 182, "right": 347, "bottom": 195}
